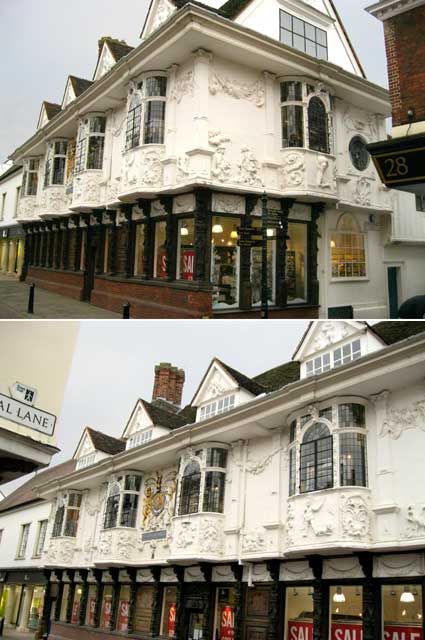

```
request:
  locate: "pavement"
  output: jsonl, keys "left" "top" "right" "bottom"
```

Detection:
{"left": 1, "top": 630, "right": 35, "bottom": 640}
{"left": 0, "top": 275, "right": 120, "bottom": 319}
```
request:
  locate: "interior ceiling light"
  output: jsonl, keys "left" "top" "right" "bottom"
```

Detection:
{"left": 230, "top": 226, "right": 238, "bottom": 239}
{"left": 333, "top": 587, "right": 346, "bottom": 603}
{"left": 212, "top": 218, "right": 223, "bottom": 234}
{"left": 180, "top": 224, "right": 189, "bottom": 236}
{"left": 400, "top": 587, "right": 415, "bottom": 603}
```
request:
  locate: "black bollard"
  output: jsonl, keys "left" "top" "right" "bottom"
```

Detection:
{"left": 122, "top": 302, "right": 130, "bottom": 319}
{"left": 28, "top": 283, "right": 35, "bottom": 314}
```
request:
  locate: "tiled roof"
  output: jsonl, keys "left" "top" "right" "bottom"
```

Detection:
{"left": 86, "top": 427, "right": 126, "bottom": 455}
{"left": 0, "top": 459, "right": 76, "bottom": 513}
{"left": 69, "top": 76, "right": 94, "bottom": 97}
{"left": 253, "top": 360, "right": 301, "bottom": 392}
{"left": 217, "top": 359, "right": 267, "bottom": 396}
{"left": 172, "top": 0, "right": 226, "bottom": 15}
{"left": 142, "top": 399, "right": 188, "bottom": 430}
{"left": 43, "top": 101, "right": 62, "bottom": 121}
{"left": 371, "top": 321, "right": 425, "bottom": 345}
{"left": 107, "top": 40, "right": 134, "bottom": 61}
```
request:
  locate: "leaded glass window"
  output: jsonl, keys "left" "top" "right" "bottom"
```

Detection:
{"left": 300, "top": 422, "right": 333, "bottom": 493}
{"left": 340, "top": 432, "right": 367, "bottom": 487}
{"left": 125, "top": 91, "right": 142, "bottom": 151}
{"left": 338, "top": 403, "right": 365, "bottom": 429}
{"left": 103, "top": 475, "right": 141, "bottom": 529}
{"left": 308, "top": 97, "right": 329, "bottom": 153}
{"left": 203, "top": 471, "right": 225, "bottom": 512}
{"left": 179, "top": 461, "right": 201, "bottom": 515}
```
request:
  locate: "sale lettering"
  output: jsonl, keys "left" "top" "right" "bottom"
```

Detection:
{"left": 383, "top": 627, "right": 422, "bottom": 640}
{"left": 288, "top": 621, "right": 313, "bottom": 640}
{"left": 89, "top": 598, "right": 96, "bottom": 626}
{"left": 168, "top": 603, "right": 176, "bottom": 637}
{"left": 331, "top": 623, "right": 363, "bottom": 640}
{"left": 288, "top": 622, "right": 422, "bottom": 640}
{"left": 181, "top": 250, "right": 194, "bottom": 281}
{"left": 220, "top": 606, "right": 235, "bottom": 640}
{"left": 118, "top": 600, "right": 129, "bottom": 631}
{"left": 102, "top": 596, "right": 112, "bottom": 628}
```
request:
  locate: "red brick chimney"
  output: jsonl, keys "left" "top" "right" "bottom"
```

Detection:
{"left": 152, "top": 363, "right": 185, "bottom": 408}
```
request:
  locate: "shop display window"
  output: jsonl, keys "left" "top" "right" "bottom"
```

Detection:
{"left": 60, "top": 584, "right": 69, "bottom": 621}
{"left": 161, "top": 586, "right": 177, "bottom": 637}
{"left": 134, "top": 224, "right": 145, "bottom": 277}
{"left": 101, "top": 586, "right": 113, "bottom": 628}
{"left": 330, "top": 586, "right": 363, "bottom": 639}
{"left": 211, "top": 216, "right": 240, "bottom": 309}
{"left": 86, "top": 584, "right": 97, "bottom": 625}
{"left": 284, "top": 586, "right": 313, "bottom": 639}
{"left": 154, "top": 220, "right": 167, "bottom": 279}
{"left": 177, "top": 218, "right": 195, "bottom": 281}
{"left": 117, "top": 585, "right": 130, "bottom": 632}
{"left": 382, "top": 585, "right": 423, "bottom": 640}
{"left": 215, "top": 587, "right": 236, "bottom": 640}
{"left": 71, "top": 585, "right": 82, "bottom": 624}
{"left": 287, "top": 223, "right": 307, "bottom": 303}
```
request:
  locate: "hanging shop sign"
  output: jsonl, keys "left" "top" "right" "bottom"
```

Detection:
{"left": 0, "top": 392, "right": 56, "bottom": 436}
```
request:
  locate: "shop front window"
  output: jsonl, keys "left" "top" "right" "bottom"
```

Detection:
{"left": 284, "top": 586, "right": 313, "bottom": 639}
{"left": 287, "top": 222, "right": 307, "bottom": 303}
{"left": 330, "top": 586, "right": 363, "bottom": 639}
{"left": 86, "top": 585, "right": 97, "bottom": 625}
{"left": 382, "top": 585, "right": 423, "bottom": 640}
{"left": 161, "top": 586, "right": 177, "bottom": 637}
{"left": 117, "top": 586, "right": 130, "bottom": 632}
{"left": 134, "top": 224, "right": 145, "bottom": 277}
{"left": 251, "top": 220, "right": 275, "bottom": 306}
{"left": 134, "top": 585, "right": 154, "bottom": 633}
{"left": 29, "top": 586, "right": 45, "bottom": 631}
{"left": 71, "top": 586, "right": 82, "bottom": 624}
{"left": 101, "top": 586, "right": 113, "bottom": 628}
{"left": 60, "top": 584, "right": 69, "bottom": 622}
{"left": 330, "top": 214, "right": 366, "bottom": 279}
{"left": 211, "top": 216, "right": 240, "bottom": 309}
{"left": 177, "top": 218, "right": 195, "bottom": 281}
{"left": 154, "top": 220, "right": 167, "bottom": 279}
{"left": 215, "top": 587, "right": 236, "bottom": 640}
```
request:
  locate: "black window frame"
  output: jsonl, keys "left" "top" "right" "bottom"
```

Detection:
{"left": 179, "top": 461, "right": 202, "bottom": 515}
{"left": 300, "top": 422, "right": 333, "bottom": 493}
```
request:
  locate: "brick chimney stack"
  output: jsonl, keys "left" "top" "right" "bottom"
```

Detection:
{"left": 152, "top": 363, "right": 185, "bottom": 408}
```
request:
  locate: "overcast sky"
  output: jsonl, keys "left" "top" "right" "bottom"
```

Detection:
{"left": 1, "top": 320, "right": 309, "bottom": 496}
{"left": 0, "top": 0, "right": 388, "bottom": 163}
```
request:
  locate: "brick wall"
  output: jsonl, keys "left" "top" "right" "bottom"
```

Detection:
{"left": 384, "top": 5, "right": 425, "bottom": 126}
{"left": 90, "top": 277, "right": 212, "bottom": 319}
{"left": 49, "top": 622, "right": 135, "bottom": 640}
{"left": 27, "top": 267, "right": 85, "bottom": 300}
{"left": 152, "top": 364, "right": 185, "bottom": 406}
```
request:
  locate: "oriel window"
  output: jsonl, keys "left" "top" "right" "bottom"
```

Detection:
{"left": 74, "top": 115, "right": 106, "bottom": 173}
{"left": 23, "top": 159, "right": 39, "bottom": 196}
{"left": 308, "top": 97, "right": 329, "bottom": 153}
{"left": 300, "top": 422, "right": 333, "bottom": 493}
{"left": 125, "top": 90, "right": 142, "bottom": 151}
{"left": 103, "top": 474, "right": 141, "bottom": 529}
{"left": 179, "top": 460, "right": 201, "bottom": 515}
{"left": 143, "top": 76, "right": 167, "bottom": 144}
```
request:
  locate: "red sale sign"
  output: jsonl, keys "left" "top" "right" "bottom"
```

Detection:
{"left": 287, "top": 621, "right": 313, "bottom": 639}
{"left": 383, "top": 627, "right": 422, "bottom": 640}
{"left": 101, "top": 596, "right": 112, "bottom": 628}
{"left": 220, "top": 607, "right": 235, "bottom": 640}
{"left": 117, "top": 600, "right": 129, "bottom": 631}
{"left": 168, "top": 603, "right": 176, "bottom": 637}
{"left": 89, "top": 597, "right": 96, "bottom": 626}
{"left": 331, "top": 623, "right": 363, "bottom": 639}
{"left": 158, "top": 250, "right": 167, "bottom": 278}
{"left": 181, "top": 249, "right": 194, "bottom": 281}
{"left": 71, "top": 601, "right": 80, "bottom": 624}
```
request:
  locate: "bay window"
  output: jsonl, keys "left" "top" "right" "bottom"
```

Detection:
{"left": 22, "top": 159, "right": 39, "bottom": 196}
{"left": 281, "top": 81, "right": 331, "bottom": 153}
{"left": 103, "top": 474, "right": 141, "bottom": 529}
{"left": 124, "top": 75, "right": 167, "bottom": 150}
{"left": 74, "top": 115, "right": 106, "bottom": 173}
{"left": 288, "top": 400, "right": 368, "bottom": 496}
{"left": 51, "top": 492, "right": 82, "bottom": 537}
{"left": 44, "top": 141, "right": 68, "bottom": 187}
{"left": 178, "top": 447, "right": 228, "bottom": 515}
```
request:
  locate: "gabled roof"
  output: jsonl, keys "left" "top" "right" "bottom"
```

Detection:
{"left": 100, "top": 37, "right": 134, "bottom": 62}
{"left": 69, "top": 76, "right": 94, "bottom": 97}
{"left": 85, "top": 427, "right": 126, "bottom": 455}
{"left": 253, "top": 360, "right": 300, "bottom": 392}
{"left": 371, "top": 321, "right": 425, "bottom": 345}
{"left": 0, "top": 459, "right": 76, "bottom": 513}
{"left": 140, "top": 399, "right": 188, "bottom": 430}
{"left": 217, "top": 359, "right": 267, "bottom": 396}
{"left": 43, "top": 101, "right": 62, "bottom": 120}
{"left": 140, "top": 0, "right": 225, "bottom": 39}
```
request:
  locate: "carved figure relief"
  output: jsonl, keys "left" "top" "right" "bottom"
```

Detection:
{"left": 316, "top": 156, "right": 336, "bottom": 190}
{"left": 142, "top": 151, "right": 163, "bottom": 186}
{"left": 340, "top": 494, "right": 370, "bottom": 538}
{"left": 242, "top": 528, "right": 266, "bottom": 552}
{"left": 108, "top": 177, "right": 121, "bottom": 200}
{"left": 170, "top": 70, "right": 195, "bottom": 103}
{"left": 354, "top": 177, "right": 372, "bottom": 206}
{"left": 374, "top": 554, "right": 425, "bottom": 578}
{"left": 343, "top": 107, "right": 378, "bottom": 141}
{"left": 212, "top": 193, "right": 244, "bottom": 214}
{"left": 151, "top": 0, "right": 174, "bottom": 31}
{"left": 173, "top": 193, "right": 195, "bottom": 213}
{"left": 212, "top": 145, "right": 232, "bottom": 182}
{"left": 282, "top": 152, "right": 305, "bottom": 187}
{"left": 176, "top": 155, "right": 190, "bottom": 182}
{"left": 406, "top": 504, "right": 425, "bottom": 538}
{"left": 237, "top": 147, "right": 262, "bottom": 186}
{"left": 209, "top": 71, "right": 265, "bottom": 107}
{"left": 123, "top": 152, "right": 140, "bottom": 188}
{"left": 99, "top": 532, "right": 113, "bottom": 555}
{"left": 303, "top": 499, "right": 334, "bottom": 537}
{"left": 199, "top": 519, "right": 223, "bottom": 554}
{"left": 313, "top": 322, "right": 350, "bottom": 351}
{"left": 380, "top": 399, "right": 425, "bottom": 439}
{"left": 116, "top": 532, "right": 136, "bottom": 559}
{"left": 174, "top": 521, "right": 197, "bottom": 548}
{"left": 143, "top": 471, "right": 177, "bottom": 530}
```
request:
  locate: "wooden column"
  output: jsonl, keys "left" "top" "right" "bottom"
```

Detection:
{"left": 359, "top": 553, "right": 381, "bottom": 640}
{"left": 276, "top": 198, "right": 295, "bottom": 307}
{"left": 55, "top": 227, "right": 63, "bottom": 270}
{"left": 93, "top": 570, "right": 103, "bottom": 628}
{"left": 72, "top": 216, "right": 82, "bottom": 271}
{"left": 150, "top": 567, "right": 162, "bottom": 637}
{"left": 65, "top": 570, "right": 76, "bottom": 624}
{"left": 54, "top": 570, "right": 64, "bottom": 621}
{"left": 127, "top": 568, "right": 138, "bottom": 634}
{"left": 78, "top": 570, "right": 89, "bottom": 626}
{"left": 173, "top": 566, "right": 185, "bottom": 640}
{"left": 308, "top": 203, "right": 324, "bottom": 307}
{"left": 193, "top": 188, "right": 212, "bottom": 283}
{"left": 239, "top": 195, "right": 258, "bottom": 310}
{"left": 106, "top": 212, "right": 117, "bottom": 276}
{"left": 140, "top": 199, "right": 154, "bottom": 279}
{"left": 61, "top": 219, "right": 70, "bottom": 270}
{"left": 308, "top": 557, "right": 328, "bottom": 640}
{"left": 266, "top": 561, "right": 280, "bottom": 640}
{"left": 161, "top": 196, "right": 177, "bottom": 281}
{"left": 200, "top": 564, "right": 213, "bottom": 640}
{"left": 109, "top": 569, "right": 120, "bottom": 632}
{"left": 40, "top": 224, "right": 48, "bottom": 267}
{"left": 92, "top": 212, "right": 104, "bottom": 275}
{"left": 230, "top": 564, "right": 244, "bottom": 640}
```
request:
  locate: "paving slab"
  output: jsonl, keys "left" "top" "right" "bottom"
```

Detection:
{"left": 0, "top": 276, "right": 120, "bottom": 319}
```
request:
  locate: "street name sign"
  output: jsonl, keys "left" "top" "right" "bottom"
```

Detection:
{"left": 0, "top": 392, "right": 56, "bottom": 436}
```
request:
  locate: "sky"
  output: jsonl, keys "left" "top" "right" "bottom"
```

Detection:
{"left": 0, "top": 0, "right": 388, "bottom": 163}
{"left": 1, "top": 319, "right": 309, "bottom": 496}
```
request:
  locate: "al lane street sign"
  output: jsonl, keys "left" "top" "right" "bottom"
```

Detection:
{"left": 0, "top": 393, "right": 56, "bottom": 436}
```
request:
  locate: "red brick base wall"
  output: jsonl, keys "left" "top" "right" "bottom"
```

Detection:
{"left": 90, "top": 277, "right": 212, "bottom": 319}
{"left": 49, "top": 622, "right": 132, "bottom": 640}
{"left": 27, "top": 268, "right": 85, "bottom": 301}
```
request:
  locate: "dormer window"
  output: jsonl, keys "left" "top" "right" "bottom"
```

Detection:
{"left": 126, "top": 429, "right": 153, "bottom": 450}
{"left": 281, "top": 81, "right": 330, "bottom": 153}
{"left": 199, "top": 394, "right": 235, "bottom": 421}
{"left": 76, "top": 453, "right": 96, "bottom": 470}
{"left": 52, "top": 492, "right": 82, "bottom": 538}
{"left": 305, "top": 338, "right": 361, "bottom": 377}
{"left": 279, "top": 10, "right": 328, "bottom": 60}
{"left": 74, "top": 115, "right": 106, "bottom": 173}
{"left": 125, "top": 75, "right": 167, "bottom": 151}
{"left": 103, "top": 474, "right": 141, "bottom": 529}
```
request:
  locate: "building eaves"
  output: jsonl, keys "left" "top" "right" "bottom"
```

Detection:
{"left": 0, "top": 163, "right": 22, "bottom": 182}
{"left": 142, "top": 399, "right": 188, "bottom": 430}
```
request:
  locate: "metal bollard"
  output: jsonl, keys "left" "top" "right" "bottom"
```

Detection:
{"left": 28, "top": 283, "right": 35, "bottom": 314}
{"left": 122, "top": 302, "right": 130, "bottom": 319}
